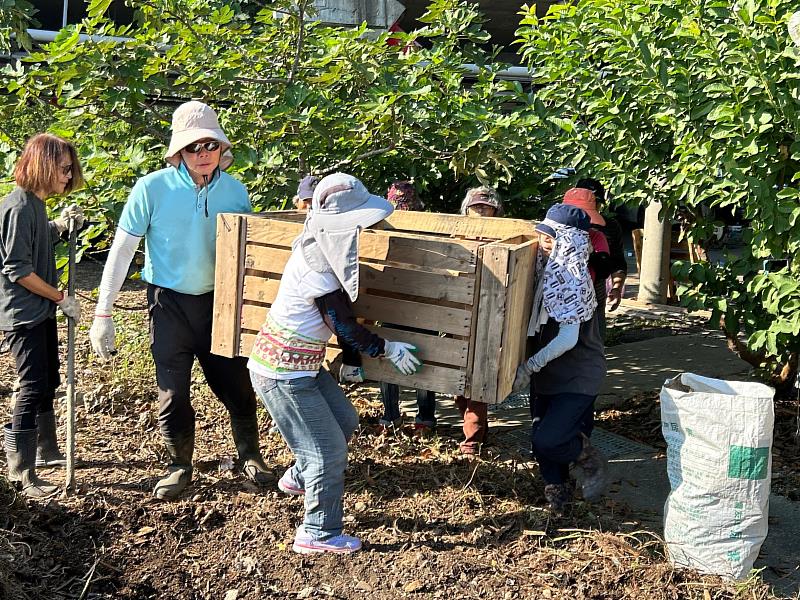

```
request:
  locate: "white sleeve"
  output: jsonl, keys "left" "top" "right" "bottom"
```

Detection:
{"left": 94, "top": 228, "right": 142, "bottom": 315}
{"left": 527, "top": 322, "right": 580, "bottom": 372}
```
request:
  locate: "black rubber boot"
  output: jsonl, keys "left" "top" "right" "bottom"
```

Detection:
{"left": 36, "top": 410, "right": 67, "bottom": 467}
{"left": 543, "top": 480, "right": 575, "bottom": 516}
{"left": 153, "top": 430, "right": 194, "bottom": 501}
{"left": 4, "top": 424, "right": 58, "bottom": 498}
{"left": 229, "top": 414, "right": 273, "bottom": 486}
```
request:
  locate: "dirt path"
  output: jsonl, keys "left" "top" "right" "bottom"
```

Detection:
{"left": 0, "top": 264, "right": 785, "bottom": 599}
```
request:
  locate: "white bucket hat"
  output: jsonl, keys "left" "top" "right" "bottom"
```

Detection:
{"left": 164, "top": 101, "right": 234, "bottom": 171}
{"left": 300, "top": 173, "right": 394, "bottom": 301}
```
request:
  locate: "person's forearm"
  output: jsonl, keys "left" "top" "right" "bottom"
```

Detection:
{"left": 16, "top": 272, "right": 63, "bottom": 302}
{"left": 610, "top": 271, "right": 626, "bottom": 290}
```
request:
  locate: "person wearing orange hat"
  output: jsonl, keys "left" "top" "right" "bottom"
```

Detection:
{"left": 563, "top": 179, "right": 627, "bottom": 339}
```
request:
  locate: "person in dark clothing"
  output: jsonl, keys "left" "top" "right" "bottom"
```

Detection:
{"left": 376, "top": 181, "right": 437, "bottom": 432}
{"left": 570, "top": 178, "right": 628, "bottom": 339}
{"left": 1, "top": 133, "right": 85, "bottom": 498}
{"left": 512, "top": 204, "right": 609, "bottom": 515}
{"left": 88, "top": 102, "right": 272, "bottom": 500}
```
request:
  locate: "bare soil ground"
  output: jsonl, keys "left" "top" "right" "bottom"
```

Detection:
{"left": 0, "top": 261, "right": 788, "bottom": 599}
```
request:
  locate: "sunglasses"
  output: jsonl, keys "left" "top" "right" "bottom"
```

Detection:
{"left": 60, "top": 164, "right": 73, "bottom": 176}
{"left": 183, "top": 141, "right": 221, "bottom": 154}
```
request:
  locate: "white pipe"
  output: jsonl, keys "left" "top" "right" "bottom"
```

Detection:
{"left": 62, "top": 0, "right": 68, "bottom": 29}
{"left": 27, "top": 28, "right": 133, "bottom": 44}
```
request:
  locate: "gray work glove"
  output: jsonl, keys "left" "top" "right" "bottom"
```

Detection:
{"left": 382, "top": 340, "right": 422, "bottom": 375}
{"left": 89, "top": 315, "right": 116, "bottom": 359}
{"left": 511, "top": 357, "right": 539, "bottom": 395}
{"left": 56, "top": 295, "right": 81, "bottom": 323}
{"left": 53, "top": 204, "right": 85, "bottom": 234}
{"left": 339, "top": 364, "right": 365, "bottom": 383}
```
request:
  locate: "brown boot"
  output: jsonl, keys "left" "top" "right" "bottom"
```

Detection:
{"left": 4, "top": 424, "right": 58, "bottom": 498}
{"left": 455, "top": 396, "right": 488, "bottom": 455}
{"left": 575, "top": 434, "right": 609, "bottom": 502}
{"left": 544, "top": 481, "right": 575, "bottom": 516}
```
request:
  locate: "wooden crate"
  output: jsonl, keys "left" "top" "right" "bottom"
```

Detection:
{"left": 212, "top": 210, "right": 538, "bottom": 404}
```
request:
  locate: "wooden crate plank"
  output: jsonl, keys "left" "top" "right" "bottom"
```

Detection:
{"left": 378, "top": 210, "right": 537, "bottom": 241}
{"left": 243, "top": 264, "right": 474, "bottom": 307}
{"left": 469, "top": 244, "right": 510, "bottom": 403}
{"left": 354, "top": 295, "right": 471, "bottom": 336}
{"left": 246, "top": 225, "right": 478, "bottom": 274}
{"left": 358, "top": 231, "right": 478, "bottom": 273}
{"left": 243, "top": 275, "right": 281, "bottom": 304}
{"left": 496, "top": 239, "right": 537, "bottom": 402}
{"left": 241, "top": 295, "right": 471, "bottom": 338}
{"left": 241, "top": 327, "right": 468, "bottom": 369}
{"left": 211, "top": 214, "right": 245, "bottom": 357}
{"left": 247, "top": 217, "right": 303, "bottom": 247}
{"left": 325, "top": 348, "right": 466, "bottom": 396}
{"left": 360, "top": 264, "right": 474, "bottom": 305}
{"left": 245, "top": 244, "right": 292, "bottom": 274}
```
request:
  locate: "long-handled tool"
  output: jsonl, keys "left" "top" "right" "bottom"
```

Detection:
{"left": 63, "top": 217, "right": 77, "bottom": 496}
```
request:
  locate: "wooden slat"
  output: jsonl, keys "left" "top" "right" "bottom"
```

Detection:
{"left": 377, "top": 210, "right": 537, "bottom": 241}
{"left": 211, "top": 214, "right": 245, "bottom": 357}
{"left": 245, "top": 245, "right": 292, "bottom": 274}
{"left": 326, "top": 348, "right": 466, "bottom": 396}
{"left": 240, "top": 294, "right": 471, "bottom": 338}
{"left": 240, "top": 326, "right": 469, "bottom": 369}
{"left": 243, "top": 275, "right": 281, "bottom": 304}
{"left": 242, "top": 265, "right": 474, "bottom": 306}
{"left": 358, "top": 231, "right": 478, "bottom": 273}
{"left": 359, "top": 264, "right": 475, "bottom": 305}
{"left": 247, "top": 217, "right": 304, "bottom": 247}
{"left": 496, "top": 239, "right": 537, "bottom": 403}
{"left": 469, "top": 244, "right": 510, "bottom": 403}
{"left": 354, "top": 295, "right": 471, "bottom": 336}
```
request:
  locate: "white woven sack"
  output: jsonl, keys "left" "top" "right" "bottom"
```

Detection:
{"left": 661, "top": 372, "right": 774, "bottom": 580}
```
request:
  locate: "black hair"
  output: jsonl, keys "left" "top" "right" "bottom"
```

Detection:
{"left": 576, "top": 178, "right": 605, "bottom": 203}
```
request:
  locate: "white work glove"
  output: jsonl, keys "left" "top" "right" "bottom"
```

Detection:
{"left": 53, "top": 204, "right": 85, "bottom": 234}
{"left": 511, "top": 357, "right": 539, "bottom": 394}
{"left": 89, "top": 315, "right": 117, "bottom": 359}
{"left": 339, "top": 364, "right": 365, "bottom": 383}
{"left": 56, "top": 295, "right": 81, "bottom": 323}
{"left": 382, "top": 340, "right": 422, "bottom": 375}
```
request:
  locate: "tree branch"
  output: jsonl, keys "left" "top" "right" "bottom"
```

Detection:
{"left": 288, "top": 0, "right": 308, "bottom": 83}
{"left": 314, "top": 144, "right": 396, "bottom": 176}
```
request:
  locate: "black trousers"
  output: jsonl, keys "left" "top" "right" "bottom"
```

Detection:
{"left": 148, "top": 285, "right": 257, "bottom": 440}
{"left": 529, "top": 391, "right": 596, "bottom": 485}
{"left": 4, "top": 318, "right": 60, "bottom": 430}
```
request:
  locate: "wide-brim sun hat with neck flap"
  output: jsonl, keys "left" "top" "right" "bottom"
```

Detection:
{"left": 164, "top": 101, "right": 234, "bottom": 171}
{"left": 301, "top": 173, "right": 394, "bottom": 301}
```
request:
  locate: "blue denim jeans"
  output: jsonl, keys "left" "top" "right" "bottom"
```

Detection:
{"left": 250, "top": 369, "right": 359, "bottom": 539}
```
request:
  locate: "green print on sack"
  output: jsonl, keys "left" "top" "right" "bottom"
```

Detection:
{"left": 727, "top": 446, "right": 769, "bottom": 480}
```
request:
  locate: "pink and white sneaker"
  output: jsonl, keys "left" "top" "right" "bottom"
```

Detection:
{"left": 292, "top": 527, "right": 362, "bottom": 554}
{"left": 278, "top": 469, "right": 305, "bottom": 496}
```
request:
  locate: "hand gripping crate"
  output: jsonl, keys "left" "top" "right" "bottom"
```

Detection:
{"left": 211, "top": 210, "right": 538, "bottom": 405}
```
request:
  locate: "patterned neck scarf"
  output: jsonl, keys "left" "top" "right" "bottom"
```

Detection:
{"left": 528, "top": 220, "right": 597, "bottom": 336}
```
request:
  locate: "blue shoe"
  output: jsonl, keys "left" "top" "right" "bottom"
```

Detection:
{"left": 292, "top": 527, "right": 362, "bottom": 554}
{"left": 278, "top": 469, "right": 304, "bottom": 496}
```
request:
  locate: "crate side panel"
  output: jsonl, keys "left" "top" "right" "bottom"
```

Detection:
{"left": 469, "top": 245, "right": 510, "bottom": 403}
{"left": 211, "top": 214, "right": 245, "bottom": 357}
{"left": 496, "top": 239, "right": 537, "bottom": 402}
